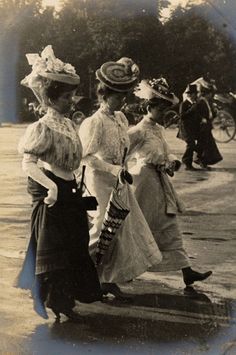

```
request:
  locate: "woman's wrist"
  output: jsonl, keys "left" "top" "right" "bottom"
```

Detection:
{"left": 47, "top": 181, "right": 57, "bottom": 190}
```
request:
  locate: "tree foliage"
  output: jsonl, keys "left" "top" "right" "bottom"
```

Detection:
{"left": 0, "top": 0, "right": 236, "bottom": 121}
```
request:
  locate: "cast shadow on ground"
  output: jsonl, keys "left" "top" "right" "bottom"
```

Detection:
{"left": 27, "top": 287, "right": 234, "bottom": 354}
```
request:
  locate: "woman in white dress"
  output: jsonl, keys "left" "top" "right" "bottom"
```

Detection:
{"left": 128, "top": 78, "right": 212, "bottom": 286}
{"left": 79, "top": 58, "right": 162, "bottom": 297}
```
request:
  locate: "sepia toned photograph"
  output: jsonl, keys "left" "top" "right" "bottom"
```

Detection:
{"left": 0, "top": 0, "right": 235, "bottom": 354}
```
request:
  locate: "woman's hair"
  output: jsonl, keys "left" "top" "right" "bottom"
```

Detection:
{"left": 45, "top": 80, "right": 79, "bottom": 102}
{"left": 96, "top": 82, "right": 127, "bottom": 102}
{"left": 141, "top": 97, "right": 172, "bottom": 114}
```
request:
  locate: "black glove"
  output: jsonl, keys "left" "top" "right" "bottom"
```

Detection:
{"left": 120, "top": 169, "right": 133, "bottom": 185}
{"left": 174, "top": 160, "right": 181, "bottom": 171}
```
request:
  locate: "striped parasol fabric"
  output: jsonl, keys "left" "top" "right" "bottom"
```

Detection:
{"left": 95, "top": 147, "right": 130, "bottom": 266}
{"left": 95, "top": 187, "right": 130, "bottom": 266}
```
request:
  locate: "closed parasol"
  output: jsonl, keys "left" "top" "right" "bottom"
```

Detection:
{"left": 95, "top": 148, "right": 131, "bottom": 266}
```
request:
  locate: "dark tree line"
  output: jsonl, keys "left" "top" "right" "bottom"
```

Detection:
{"left": 0, "top": 0, "right": 236, "bottom": 121}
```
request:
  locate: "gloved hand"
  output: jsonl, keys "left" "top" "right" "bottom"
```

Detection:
{"left": 44, "top": 185, "right": 58, "bottom": 207}
{"left": 119, "top": 169, "right": 133, "bottom": 185}
{"left": 174, "top": 160, "right": 181, "bottom": 171}
{"left": 165, "top": 161, "right": 176, "bottom": 177}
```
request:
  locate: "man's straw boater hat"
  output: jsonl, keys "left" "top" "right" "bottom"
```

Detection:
{"left": 96, "top": 57, "right": 140, "bottom": 92}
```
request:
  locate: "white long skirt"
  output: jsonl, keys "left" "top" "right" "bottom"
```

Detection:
{"left": 85, "top": 168, "right": 162, "bottom": 283}
{"left": 129, "top": 164, "right": 190, "bottom": 272}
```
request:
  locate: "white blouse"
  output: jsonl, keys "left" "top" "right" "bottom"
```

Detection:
{"left": 128, "top": 117, "right": 177, "bottom": 166}
{"left": 18, "top": 107, "right": 82, "bottom": 171}
{"left": 79, "top": 105, "right": 130, "bottom": 174}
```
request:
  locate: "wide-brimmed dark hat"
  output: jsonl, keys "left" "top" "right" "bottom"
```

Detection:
{"left": 96, "top": 57, "right": 140, "bottom": 92}
{"left": 135, "top": 77, "right": 179, "bottom": 105}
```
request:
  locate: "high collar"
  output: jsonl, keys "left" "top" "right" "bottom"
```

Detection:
{"left": 99, "top": 103, "right": 119, "bottom": 120}
{"left": 142, "top": 115, "right": 162, "bottom": 128}
{"left": 47, "top": 107, "right": 65, "bottom": 120}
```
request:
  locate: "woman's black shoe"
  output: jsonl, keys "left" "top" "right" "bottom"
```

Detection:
{"left": 52, "top": 308, "right": 61, "bottom": 322}
{"left": 101, "top": 283, "right": 133, "bottom": 300}
{"left": 52, "top": 308, "right": 81, "bottom": 322}
{"left": 183, "top": 270, "right": 212, "bottom": 286}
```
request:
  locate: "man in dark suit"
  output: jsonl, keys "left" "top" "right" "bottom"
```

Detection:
{"left": 178, "top": 84, "right": 201, "bottom": 170}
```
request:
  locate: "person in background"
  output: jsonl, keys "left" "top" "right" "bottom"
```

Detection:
{"left": 79, "top": 58, "right": 162, "bottom": 298}
{"left": 177, "top": 84, "right": 201, "bottom": 170}
{"left": 128, "top": 77, "right": 212, "bottom": 286}
{"left": 16, "top": 45, "right": 102, "bottom": 321}
{"left": 194, "top": 85, "right": 223, "bottom": 170}
{"left": 71, "top": 96, "right": 93, "bottom": 126}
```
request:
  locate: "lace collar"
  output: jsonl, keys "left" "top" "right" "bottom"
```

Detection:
{"left": 40, "top": 108, "right": 78, "bottom": 142}
{"left": 99, "top": 103, "right": 120, "bottom": 122}
{"left": 142, "top": 116, "right": 162, "bottom": 128}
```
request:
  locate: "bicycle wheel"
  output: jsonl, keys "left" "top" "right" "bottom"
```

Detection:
{"left": 163, "top": 110, "right": 180, "bottom": 128}
{"left": 212, "top": 110, "right": 236, "bottom": 143}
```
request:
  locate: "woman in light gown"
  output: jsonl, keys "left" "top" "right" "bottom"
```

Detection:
{"left": 79, "top": 58, "right": 162, "bottom": 298}
{"left": 128, "top": 78, "right": 212, "bottom": 286}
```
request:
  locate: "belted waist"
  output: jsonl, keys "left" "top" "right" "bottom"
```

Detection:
{"left": 143, "top": 162, "right": 166, "bottom": 173}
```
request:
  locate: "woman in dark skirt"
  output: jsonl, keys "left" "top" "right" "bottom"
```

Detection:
{"left": 16, "top": 45, "right": 102, "bottom": 321}
{"left": 194, "top": 86, "right": 223, "bottom": 169}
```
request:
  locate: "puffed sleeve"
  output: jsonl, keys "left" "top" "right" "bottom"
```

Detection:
{"left": 79, "top": 114, "right": 102, "bottom": 157}
{"left": 79, "top": 114, "right": 121, "bottom": 176}
{"left": 128, "top": 125, "right": 144, "bottom": 154}
{"left": 161, "top": 126, "right": 179, "bottom": 163}
{"left": 18, "top": 120, "right": 52, "bottom": 156}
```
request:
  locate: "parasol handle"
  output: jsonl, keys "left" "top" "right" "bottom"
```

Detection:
{"left": 79, "top": 165, "right": 86, "bottom": 193}
{"left": 121, "top": 147, "right": 128, "bottom": 167}
{"left": 115, "top": 147, "right": 132, "bottom": 189}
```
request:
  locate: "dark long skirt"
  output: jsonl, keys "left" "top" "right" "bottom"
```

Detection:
{"left": 196, "top": 124, "right": 223, "bottom": 165}
{"left": 16, "top": 170, "right": 102, "bottom": 318}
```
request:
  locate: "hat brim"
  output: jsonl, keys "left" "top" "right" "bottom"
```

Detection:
{"left": 96, "top": 69, "right": 137, "bottom": 92}
{"left": 39, "top": 72, "right": 80, "bottom": 85}
{"left": 143, "top": 81, "right": 179, "bottom": 105}
{"left": 185, "top": 89, "right": 198, "bottom": 94}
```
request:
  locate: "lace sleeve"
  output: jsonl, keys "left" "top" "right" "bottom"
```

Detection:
{"left": 79, "top": 115, "right": 103, "bottom": 157}
{"left": 161, "top": 126, "right": 178, "bottom": 162}
{"left": 127, "top": 125, "right": 144, "bottom": 155}
{"left": 79, "top": 114, "right": 121, "bottom": 176}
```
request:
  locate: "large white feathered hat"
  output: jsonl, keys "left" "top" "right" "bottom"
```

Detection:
{"left": 21, "top": 45, "right": 80, "bottom": 104}
{"left": 135, "top": 77, "right": 179, "bottom": 105}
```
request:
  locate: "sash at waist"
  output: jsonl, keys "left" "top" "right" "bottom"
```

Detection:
{"left": 136, "top": 163, "right": 185, "bottom": 215}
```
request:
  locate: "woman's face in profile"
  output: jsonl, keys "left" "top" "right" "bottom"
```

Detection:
{"left": 106, "top": 92, "right": 127, "bottom": 111}
{"left": 55, "top": 90, "right": 77, "bottom": 114}
{"left": 149, "top": 103, "right": 170, "bottom": 125}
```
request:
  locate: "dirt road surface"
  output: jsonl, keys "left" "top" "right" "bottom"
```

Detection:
{"left": 0, "top": 125, "right": 235, "bottom": 355}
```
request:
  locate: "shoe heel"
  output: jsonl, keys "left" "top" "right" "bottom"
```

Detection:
{"left": 52, "top": 309, "right": 61, "bottom": 321}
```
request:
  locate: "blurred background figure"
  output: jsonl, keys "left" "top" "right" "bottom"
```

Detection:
{"left": 70, "top": 96, "right": 93, "bottom": 126}
{"left": 177, "top": 84, "right": 201, "bottom": 171}
{"left": 194, "top": 82, "right": 223, "bottom": 170}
